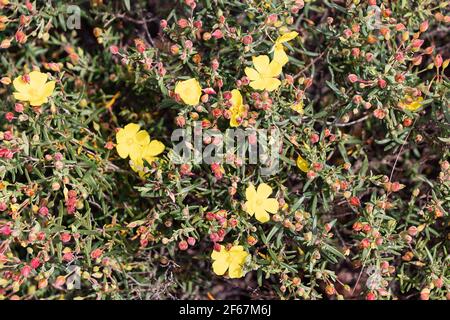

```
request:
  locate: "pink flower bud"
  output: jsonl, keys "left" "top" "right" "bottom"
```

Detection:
{"left": 212, "top": 29, "right": 223, "bottom": 39}
{"left": 347, "top": 74, "right": 358, "bottom": 83}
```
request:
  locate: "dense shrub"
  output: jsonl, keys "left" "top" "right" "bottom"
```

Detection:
{"left": 0, "top": 0, "right": 448, "bottom": 300}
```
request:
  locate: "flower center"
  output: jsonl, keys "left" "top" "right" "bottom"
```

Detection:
{"left": 127, "top": 138, "right": 134, "bottom": 145}
{"left": 256, "top": 199, "right": 264, "bottom": 206}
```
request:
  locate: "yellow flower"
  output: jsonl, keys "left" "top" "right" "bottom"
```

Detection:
{"left": 273, "top": 31, "right": 298, "bottom": 66}
{"left": 13, "top": 71, "right": 55, "bottom": 106}
{"left": 229, "top": 89, "right": 246, "bottom": 127}
{"left": 174, "top": 78, "right": 202, "bottom": 106}
{"left": 130, "top": 139, "right": 165, "bottom": 176}
{"left": 115, "top": 123, "right": 150, "bottom": 160}
{"left": 399, "top": 96, "right": 424, "bottom": 112}
{"left": 245, "top": 183, "right": 278, "bottom": 223}
{"left": 211, "top": 245, "right": 249, "bottom": 278}
{"left": 245, "top": 55, "right": 282, "bottom": 92}
{"left": 296, "top": 155, "right": 309, "bottom": 173}
{"left": 291, "top": 101, "right": 304, "bottom": 114}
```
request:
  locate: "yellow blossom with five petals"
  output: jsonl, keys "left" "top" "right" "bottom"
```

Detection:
{"left": 245, "top": 55, "right": 282, "bottom": 92}
{"left": 13, "top": 71, "right": 55, "bottom": 106}
{"left": 115, "top": 123, "right": 150, "bottom": 160}
{"left": 273, "top": 31, "right": 298, "bottom": 66}
{"left": 174, "top": 78, "right": 202, "bottom": 106}
{"left": 245, "top": 183, "right": 279, "bottom": 223}
{"left": 211, "top": 245, "right": 249, "bottom": 278}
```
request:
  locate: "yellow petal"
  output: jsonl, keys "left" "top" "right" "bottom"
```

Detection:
{"left": 135, "top": 130, "right": 150, "bottom": 146}
{"left": 249, "top": 79, "right": 268, "bottom": 91}
{"left": 29, "top": 71, "right": 48, "bottom": 88}
{"left": 145, "top": 140, "right": 165, "bottom": 157}
{"left": 116, "top": 143, "right": 130, "bottom": 159}
{"left": 267, "top": 60, "right": 282, "bottom": 78}
{"left": 231, "top": 89, "right": 243, "bottom": 108}
{"left": 245, "top": 200, "right": 255, "bottom": 216}
{"left": 252, "top": 55, "right": 270, "bottom": 74}
{"left": 246, "top": 183, "right": 257, "bottom": 201}
{"left": 42, "top": 81, "right": 55, "bottom": 97}
{"left": 263, "top": 78, "right": 281, "bottom": 92}
{"left": 273, "top": 46, "right": 289, "bottom": 66}
{"left": 211, "top": 245, "right": 226, "bottom": 260}
{"left": 212, "top": 259, "right": 229, "bottom": 276}
{"left": 29, "top": 97, "right": 48, "bottom": 106}
{"left": 297, "top": 155, "right": 309, "bottom": 172}
{"left": 13, "top": 92, "right": 31, "bottom": 101}
{"left": 255, "top": 207, "right": 270, "bottom": 223}
{"left": 276, "top": 31, "right": 298, "bottom": 45}
{"left": 257, "top": 183, "right": 273, "bottom": 199}
{"left": 13, "top": 76, "right": 29, "bottom": 93}
{"left": 124, "top": 123, "right": 140, "bottom": 135}
{"left": 263, "top": 198, "right": 279, "bottom": 213}
{"left": 129, "top": 144, "right": 144, "bottom": 160}
{"left": 228, "top": 263, "right": 244, "bottom": 278}
{"left": 244, "top": 67, "right": 260, "bottom": 81}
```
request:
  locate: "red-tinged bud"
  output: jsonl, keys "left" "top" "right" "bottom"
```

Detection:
{"left": 366, "top": 292, "right": 376, "bottom": 300}
{"left": 424, "top": 46, "right": 434, "bottom": 55}
{"left": 205, "top": 211, "right": 216, "bottom": 221}
{"left": 212, "top": 29, "right": 223, "bottom": 39}
{"left": 38, "top": 206, "right": 49, "bottom": 216}
{"left": 407, "top": 226, "right": 418, "bottom": 236}
{"left": 378, "top": 78, "right": 387, "bottom": 88}
{"left": 433, "top": 278, "right": 444, "bottom": 289}
{"left": 419, "top": 20, "right": 429, "bottom": 33}
{"left": 351, "top": 23, "right": 360, "bottom": 33}
{"left": 175, "top": 116, "right": 186, "bottom": 128}
{"left": 420, "top": 288, "right": 430, "bottom": 300}
{"left": 5, "top": 112, "right": 14, "bottom": 122}
{"left": 160, "top": 19, "right": 168, "bottom": 29}
{"left": 306, "top": 171, "right": 316, "bottom": 180}
{"left": 348, "top": 74, "right": 358, "bottom": 83}
{"left": 403, "top": 117, "right": 413, "bottom": 127}
{"left": 242, "top": 35, "right": 253, "bottom": 45}
{"left": 187, "top": 237, "right": 196, "bottom": 246}
{"left": 343, "top": 29, "right": 353, "bottom": 38}
{"left": 267, "top": 14, "right": 278, "bottom": 25}
{"left": 177, "top": 18, "right": 189, "bottom": 29}
{"left": 382, "top": 9, "right": 391, "bottom": 17}
{"left": 349, "top": 196, "right": 361, "bottom": 207}
{"left": 25, "top": 0, "right": 33, "bottom": 11}
{"left": 360, "top": 238, "right": 370, "bottom": 249}
{"left": 178, "top": 240, "right": 188, "bottom": 251}
{"left": 90, "top": 248, "right": 103, "bottom": 259}
{"left": 19, "top": 15, "right": 30, "bottom": 26}
{"left": 203, "top": 87, "right": 216, "bottom": 95}
{"left": 309, "top": 133, "right": 319, "bottom": 144}
{"left": 395, "top": 52, "right": 404, "bottom": 62}
{"left": 365, "top": 53, "right": 374, "bottom": 62}
{"left": 213, "top": 243, "right": 221, "bottom": 251}
{"left": 21, "top": 265, "right": 32, "bottom": 278}
{"left": 351, "top": 48, "right": 360, "bottom": 58}
{"left": 395, "top": 73, "right": 405, "bottom": 83}
{"left": 412, "top": 55, "right": 422, "bottom": 66}
{"left": 15, "top": 30, "right": 27, "bottom": 44}
{"left": 193, "top": 20, "right": 202, "bottom": 29}
{"left": 435, "top": 54, "right": 443, "bottom": 68}
{"left": 109, "top": 45, "right": 119, "bottom": 55}
{"left": 412, "top": 39, "right": 424, "bottom": 48}
{"left": 395, "top": 23, "right": 406, "bottom": 31}
{"left": 60, "top": 232, "right": 71, "bottom": 243}
{"left": 31, "top": 258, "right": 41, "bottom": 269}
